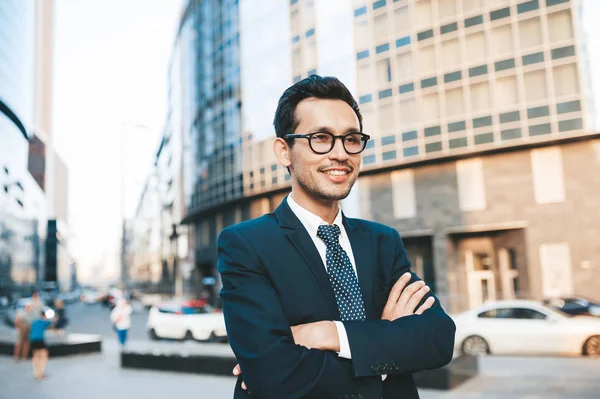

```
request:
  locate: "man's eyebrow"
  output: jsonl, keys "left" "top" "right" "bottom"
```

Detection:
{"left": 306, "top": 126, "right": 361, "bottom": 134}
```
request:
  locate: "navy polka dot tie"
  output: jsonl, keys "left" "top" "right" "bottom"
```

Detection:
{"left": 317, "top": 224, "right": 366, "bottom": 321}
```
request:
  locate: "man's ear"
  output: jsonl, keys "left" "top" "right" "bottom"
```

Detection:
{"left": 273, "top": 138, "right": 292, "bottom": 168}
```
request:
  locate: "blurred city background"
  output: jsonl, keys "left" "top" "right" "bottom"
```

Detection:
{"left": 1, "top": 0, "right": 600, "bottom": 398}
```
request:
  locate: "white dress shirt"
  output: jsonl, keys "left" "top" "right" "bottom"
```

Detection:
{"left": 287, "top": 194, "right": 356, "bottom": 359}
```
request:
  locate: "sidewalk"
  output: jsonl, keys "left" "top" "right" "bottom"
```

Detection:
{"left": 1, "top": 339, "right": 599, "bottom": 399}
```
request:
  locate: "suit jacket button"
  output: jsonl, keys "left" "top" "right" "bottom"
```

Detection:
{"left": 385, "top": 364, "right": 393, "bottom": 372}
{"left": 393, "top": 364, "right": 400, "bottom": 371}
{"left": 371, "top": 365, "right": 378, "bottom": 372}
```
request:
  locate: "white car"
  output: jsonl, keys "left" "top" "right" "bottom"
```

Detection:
{"left": 146, "top": 301, "right": 227, "bottom": 341}
{"left": 453, "top": 300, "right": 600, "bottom": 357}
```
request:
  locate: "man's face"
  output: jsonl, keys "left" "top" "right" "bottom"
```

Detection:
{"left": 288, "top": 98, "right": 362, "bottom": 202}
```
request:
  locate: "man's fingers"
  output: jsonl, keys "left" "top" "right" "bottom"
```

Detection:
{"left": 233, "top": 364, "right": 241, "bottom": 376}
{"left": 241, "top": 381, "right": 247, "bottom": 390}
{"left": 396, "top": 280, "right": 425, "bottom": 312}
{"left": 415, "top": 296, "right": 435, "bottom": 315}
{"left": 382, "top": 272, "right": 411, "bottom": 317}
{"left": 406, "top": 284, "right": 430, "bottom": 313}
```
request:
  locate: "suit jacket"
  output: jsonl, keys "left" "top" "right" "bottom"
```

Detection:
{"left": 218, "top": 197, "right": 455, "bottom": 399}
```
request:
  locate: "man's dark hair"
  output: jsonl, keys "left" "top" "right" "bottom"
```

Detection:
{"left": 273, "top": 75, "right": 363, "bottom": 140}
{"left": 40, "top": 310, "right": 46, "bottom": 317}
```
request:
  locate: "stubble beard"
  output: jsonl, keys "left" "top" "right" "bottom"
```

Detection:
{"left": 295, "top": 166, "right": 358, "bottom": 202}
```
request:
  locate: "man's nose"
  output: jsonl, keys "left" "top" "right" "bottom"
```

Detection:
{"left": 328, "top": 137, "right": 349, "bottom": 160}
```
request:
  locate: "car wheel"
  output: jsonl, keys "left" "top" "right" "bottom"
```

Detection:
{"left": 462, "top": 335, "right": 490, "bottom": 356}
{"left": 583, "top": 335, "right": 600, "bottom": 357}
{"left": 184, "top": 330, "right": 194, "bottom": 341}
{"left": 148, "top": 328, "right": 159, "bottom": 341}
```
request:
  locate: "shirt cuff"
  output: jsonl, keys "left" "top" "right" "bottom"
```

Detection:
{"left": 333, "top": 321, "right": 352, "bottom": 359}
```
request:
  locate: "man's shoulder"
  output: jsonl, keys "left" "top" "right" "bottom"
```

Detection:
{"left": 219, "top": 213, "right": 278, "bottom": 239}
{"left": 346, "top": 217, "right": 398, "bottom": 237}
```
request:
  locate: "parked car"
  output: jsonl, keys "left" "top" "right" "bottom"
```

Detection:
{"left": 146, "top": 301, "right": 226, "bottom": 342}
{"left": 453, "top": 300, "right": 600, "bottom": 357}
{"left": 80, "top": 289, "right": 102, "bottom": 304}
{"left": 543, "top": 297, "right": 600, "bottom": 317}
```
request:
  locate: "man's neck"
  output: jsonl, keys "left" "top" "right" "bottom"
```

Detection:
{"left": 290, "top": 190, "right": 339, "bottom": 224}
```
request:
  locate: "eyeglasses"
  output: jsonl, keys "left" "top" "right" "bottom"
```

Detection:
{"left": 284, "top": 132, "right": 371, "bottom": 154}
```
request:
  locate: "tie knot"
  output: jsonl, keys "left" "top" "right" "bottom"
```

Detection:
{"left": 317, "top": 224, "right": 341, "bottom": 247}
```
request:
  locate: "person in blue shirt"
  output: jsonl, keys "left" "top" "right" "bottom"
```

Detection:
{"left": 29, "top": 310, "right": 55, "bottom": 380}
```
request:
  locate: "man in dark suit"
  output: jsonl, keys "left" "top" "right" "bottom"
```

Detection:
{"left": 218, "top": 75, "right": 455, "bottom": 399}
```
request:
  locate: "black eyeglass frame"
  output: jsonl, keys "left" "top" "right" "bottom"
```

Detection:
{"left": 283, "top": 132, "right": 371, "bottom": 154}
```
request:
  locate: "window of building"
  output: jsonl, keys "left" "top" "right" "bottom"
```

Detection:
{"left": 360, "top": 94, "right": 373, "bottom": 104}
{"left": 553, "top": 63, "right": 579, "bottom": 97}
{"left": 306, "top": 28, "right": 315, "bottom": 38}
{"left": 399, "top": 98, "right": 417, "bottom": 125}
{"left": 442, "top": 38, "right": 460, "bottom": 67}
{"left": 377, "top": 58, "right": 392, "bottom": 87}
{"left": 418, "top": 45, "right": 436, "bottom": 75}
{"left": 399, "top": 82, "right": 415, "bottom": 93}
{"left": 357, "top": 49, "right": 370, "bottom": 60}
{"left": 474, "top": 116, "right": 493, "bottom": 128}
{"left": 448, "top": 121, "right": 466, "bottom": 132}
{"left": 403, "top": 130, "right": 418, "bottom": 141}
{"left": 519, "top": 17, "right": 542, "bottom": 50}
{"left": 450, "top": 137, "right": 468, "bottom": 148}
{"left": 373, "top": 0, "right": 387, "bottom": 10}
{"left": 495, "top": 58, "right": 515, "bottom": 71}
{"left": 557, "top": 100, "right": 581, "bottom": 114}
{"left": 490, "top": 7, "right": 511, "bottom": 21}
{"left": 382, "top": 135, "right": 396, "bottom": 145}
{"left": 422, "top": 93, "right": 440, "bottom": 120}
{"left": 466, "top": 32, "right": 486, "bottom": 64}
{"left": 469, "top": 65, "right": 488, "bottom": 77}
{"left": 465, "top": 15, "right": 484, "bottom": 28}
{"left": 518, "top": 0, "right": 539, "bottom": 14}
{"left": 379, "top": 88, "right": 393, "bottom": 99}
{"left": 404, "top": 146, "right": 419, "bottom": 157}
{"left": 531, "top": 147, "right": 565, "bottom": 204}
{"left": 456, "top": 158, "right": 486, "bottom": 211}
{"left": 499, "top": 111, "right": 520, "bottom": 123}
{"left": 524, "top": 70, "right": 548, "bottom": 102}
{"left": 446, "top": 87, "right": 465, "bottom": 117}
{"left": 396, "top": 36, "right": 411, "bottom": 47}
{"left": 528, "top": 105, "right": 550, "bottom": 118}
{"left": 475, "top": 132, "right": 494, "bottom": 144}
{"left": 445, "top": 71, "right": 462, "bottom": 83}
{"left": 522, "top": 52, "right": 544, "bottom": 65}
{"left": 379, "top": 103, "right": 396, "bottom": 131}
{"left": 391, "top": 170, "right": 417, "bottom": 219}
{"left": 492, "top": 25, "right": 513, "bottom": 58}
{"left": 363, "top": 154, "right": 377, "bottom": 164}
{"left": 415, "top": 0, "right": 432, "bottom": 30}
{"left": 425, "top": 126, "right": 441, "bottom": 137}
{"left": 495, "top": 76, "right": 518, "bottom": 107}
{"left": 355, "top": 6, "right": 368, "bottom": 17}
{"left": 441, "top": 22, "right": 458, "bottom": 35}
{"left": 501, "top": 127, "right": 522, "bottom": 140}
{"left": 426, "top": 142, "right": 442, "bottom": 153}
{"left": 396, "top": 51, "right": 413, "bottom": 81}
{"left": 548, "top": 10, "right": 573, "bottom": 43}
{"left": 376, "top": 43, "right": 390, "bottom": 54}
{"left": 308, "top": 68, "right": 317, "bottom": 76}
{"left": 382, "top": 150, "right": 397, "bottom": 161}
{"left": 374, "top": 13, "right": 389, "bottom": 43}
{"left": 551, "top": 45, "right": 575, "bottom": 60}
{"left": 546, "top": 0, "right": 570, "bottom": 5}
{"left": 470, "top": 82, "right": 491, "bottom": 113}
{"left": 529, "top": 123, "right": 552, "bottom": 136}
{"left": 418, "top": 29, "right": 434, "bottom": 41}
{"left": 421, "top": 77, "right": 438, "bottom": 88}
{"left": 558, "top": 118, "right": 583, "bottom": 132}
{"left": 394, "top": 6, "right": 410, "bottom": 37}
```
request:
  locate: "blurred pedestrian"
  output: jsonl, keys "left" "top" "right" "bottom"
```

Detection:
{"left": 13, "top": 303, "right": 34, "bottom": 361}
{"left": 53, "top": 299, "right": 68, "bottom": 335}
{"left": 30, "top": 309, "right": 55, "bottom": 380}
{"left": 110, "top": 298, "right": 132, "bottom": 350}
{"left": 30, "top": 291, "right": 44, "bottom": 315}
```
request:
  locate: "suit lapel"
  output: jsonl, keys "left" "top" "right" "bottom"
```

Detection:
{"left": 275, "top": 198, "right": 340, "bottom": 318}
{"left": 344, "top": 216, "right": 376, "bottom": 320}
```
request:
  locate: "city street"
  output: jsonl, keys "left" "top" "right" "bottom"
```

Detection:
{"left": 0, "top": 302, "right": 599, "bottom": 398}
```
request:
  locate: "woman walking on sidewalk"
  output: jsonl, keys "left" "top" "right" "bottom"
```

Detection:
{"left": 110, "top": 298, "right": 132, "bottom": 350}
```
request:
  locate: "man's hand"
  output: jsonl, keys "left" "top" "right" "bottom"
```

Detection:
{"left": 233, "top": 364, "right": 249, "bottom": 392}
{"left": 381, "top": 272, "right": 435, "bottom": 321}
{"left": 291, "top": 320, "right": 339, "bottom": 352}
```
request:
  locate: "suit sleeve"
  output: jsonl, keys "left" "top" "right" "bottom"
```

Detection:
{"left": 218, "top": 226, "right": 379, "bottom": 399}
{"left": 343, "top": 229, "right": 456, "bottom": 378}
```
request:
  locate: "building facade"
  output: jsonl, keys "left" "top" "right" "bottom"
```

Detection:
{"left": 133, "top": 0, "right": 600, "bottom": 310}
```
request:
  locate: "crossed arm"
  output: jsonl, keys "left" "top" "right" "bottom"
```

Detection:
{"left": 218, "top": 227, "right": 455, "bottom": 398}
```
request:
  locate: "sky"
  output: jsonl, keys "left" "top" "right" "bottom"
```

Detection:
{"left": 53, "top": 0, "right": 184, "bottom": 283}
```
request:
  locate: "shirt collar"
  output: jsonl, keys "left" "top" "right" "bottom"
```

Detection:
{"left": 287, "top": 194, "right": 343, "bottom": 238}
